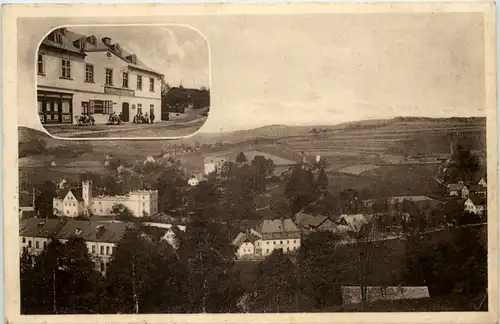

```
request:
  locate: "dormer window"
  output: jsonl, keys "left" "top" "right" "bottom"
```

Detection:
{"left": 48, "top": 31, "right": 63, "bottom": 44}
{"left": 74, "top": 39, "right": 86, "bottom": 50}
{"left": 86, "top": 35, "right": 97, "bottom": 45}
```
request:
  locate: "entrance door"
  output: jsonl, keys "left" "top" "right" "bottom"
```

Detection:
{"left": 121, "top": 102, "right": 129, "bottom": 122}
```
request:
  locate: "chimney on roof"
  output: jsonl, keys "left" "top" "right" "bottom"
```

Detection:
{"left": 102, "top": 37, "right": 112, "bottom": 46}
{"left": 96, "top": 224, "right": 105, "bottom": 238}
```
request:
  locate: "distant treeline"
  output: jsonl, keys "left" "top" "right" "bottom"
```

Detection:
{"left": 161, "top": 87, "right": 210, "bottom": 112}
{"left": 393, "top": 116, "right": 486, "bottom": 124}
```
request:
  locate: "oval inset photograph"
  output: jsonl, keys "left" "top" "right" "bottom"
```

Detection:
{"left": 36, "top": 25, "right": 210, "bottom": 139}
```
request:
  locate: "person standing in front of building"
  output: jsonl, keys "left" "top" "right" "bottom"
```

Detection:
{"left": 150, "top": 111, "right": 155, "bottom": 124}
{"left": 144, "top": 112, "right": 149, "bottom": 124}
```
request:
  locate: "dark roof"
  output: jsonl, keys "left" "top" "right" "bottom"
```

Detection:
{"left": 56, "top": 220, "right": 130, "bottom": 243}
{"left": 448, "top": 184, "right": 467, "bottom": 191}
{"left": 41, "top": 28, "right": 162, "bottom": 77}
{"left": 56, "top": 188, "right": 84, "bottom": 202}
{"left": 20, "top": 218, "right": 66, "bottom": 238}
{"left": 469, "top": 196, "right": 486, "bottom": 206}
{"left": 468, "top": 184, "right": 486, "bottom": 192}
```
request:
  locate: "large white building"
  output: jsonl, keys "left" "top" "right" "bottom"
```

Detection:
{"left": 37, "top": 27, "right": 164, "bottom": 125}
{"left": 53, "top": 181, "right": 159, "bottom": 217}
{"left": 19, "top": 218, "right": 129, "bottom": 274}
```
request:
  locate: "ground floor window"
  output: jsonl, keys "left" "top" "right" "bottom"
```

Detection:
{"left": 150, "top": 104, "right": 154, "bottom": 115}
{"left": 137, "top": 103, "right": 143, "bottom": 114}
{"left": 89, "top": 100, "right": 113, "bottom": 114}
{"left": 38, "top": 92, "right": 73, "bottom": 124}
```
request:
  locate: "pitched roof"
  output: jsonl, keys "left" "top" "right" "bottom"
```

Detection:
{"left": 20, "top": 218, "right": 67, "bottom": 238}
{"left": 468, "top": 196, "right": 487, "bottom": 206}
{"left": 294, "top": 212, "right": 328, "bottom": 228}
{"left": 56, "top": 188, "right": 84, "bottom": 202}
{"left": 41, "top": 28, "right": 162, "bottom": 77}
{"left": 337, "top": 214, "right": 368, "bottom": 232}
{"left": 55, "top": 220, "right": 130, "bottom": 243}
{"left": 468, "top": 184, "right": 486, "bottom": 192}
{"left": 232, "top": 232, "right": 260, "bottom": 247}
{"left": 257, "top": 218, "right": 299, "bottom": 234}
{"left": 447, "top": 183, "right": 467, "bottom": 191}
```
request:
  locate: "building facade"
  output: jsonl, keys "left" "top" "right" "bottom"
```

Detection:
{"left": 19, "top": 218, "right": 129, "bottom": 274}
{"left": 53, "top": 181, "right": 159, "bottom": 217}
{"left": 255, "top": 218, "right": 301, "bottom": 257}
{"left": 37, "top": 28, "right": 164, "bottom": 125}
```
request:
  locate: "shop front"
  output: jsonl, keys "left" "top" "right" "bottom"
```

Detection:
{"left": 37, "top": 90, "right": 74, "bottom": 124}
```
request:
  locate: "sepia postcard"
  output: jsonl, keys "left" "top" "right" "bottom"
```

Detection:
{"left": 2, "top": 2, "right": 499, "bottom": 324}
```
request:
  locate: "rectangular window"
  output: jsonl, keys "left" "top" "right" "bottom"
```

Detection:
{"left": 149, "top": 78, "right": 154, "bottom": 92}
{"left": 43, "top": 241, "right": 47, "bottom": 249}
{"left": 106, "top": 246, "right": 110, "bottom": 255}
{"left": 37, "top": 54, "right": 44, "bottom": 75}
{"left": 105, "top": 68, "right": 113, "bottom": 85}
{"left": 137, "top": 103, "right": 142, "bottom": 114}
{"left": 100, "top": 246, "right": 104, "bottom": 255}
{"left": 85, "top": 64, "right": 94, "bottom": 82}
{"left": 61, "top": 59, "right": 71, "bottom": 79}
{"left": 150, "top": 104, "right": 154, "bottom": 115}
{"left": 35, "top": 241, "right": 39, "bottom": 249}
{"left": 122, "top": 72, "right": 129, "bottom": 88}
{"left": 28, "top": 240, "right": 32, "bottom": 248}
{"left": 137, "top": 75, "right": 142, "bottom": 90}
{"left": 22, "top": 237, "right": 26, "bottom": 243}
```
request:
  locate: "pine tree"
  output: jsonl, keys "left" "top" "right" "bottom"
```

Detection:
{"left": 236, "top": 152, "right": 248, "bottom": 164}
{"left": 315, "top": 168, "right": 329, "bottom": 193}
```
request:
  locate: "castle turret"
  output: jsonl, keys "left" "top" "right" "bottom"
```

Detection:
{"left": 82, "top": 180, "right": 93, "bottom": 210}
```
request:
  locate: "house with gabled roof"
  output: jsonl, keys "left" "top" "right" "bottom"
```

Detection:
{"left": 232, "top": 232, "right": 261, "bottom": 259}
{"left": 294, "top": 212, "right": 338, "bottom": 235}
{"left": 53, "top": 187, "right": 85, "bottom": 217}
{"left": 37, "top": 27, "right": 164, "bottom": 125}
{"left": 447, "top": 183, "right": 469, "bottom": 199}
{"left": 464, "top": 196, "right": 487, "bottom": 216}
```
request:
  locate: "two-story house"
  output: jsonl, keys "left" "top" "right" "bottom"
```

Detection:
{"left": 254, "top": 218, "right": 301, "bottom": 257}
{"left": 37, "top": 28, "right": 164, "bottom": 125}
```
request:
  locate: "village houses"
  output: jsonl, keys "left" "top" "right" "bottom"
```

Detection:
{"left": 37, "top": 27, "right": 164, "bottom": 125}
{"left": 447, "top": 183, "right": 470, "bottom": 199}
{"left": 53, "top": 180, "right": 159, "bottom": 217}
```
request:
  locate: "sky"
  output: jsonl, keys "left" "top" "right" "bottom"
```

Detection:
{"left": 18, "top": 12, "right": 487, "bottom": 133}
{"left": 70, "top": 25, "right": 210, "bottom": 89}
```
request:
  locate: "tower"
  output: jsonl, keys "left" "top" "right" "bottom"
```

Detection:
{"left": 82, "top": 180, "right": 93, "bottom": 209}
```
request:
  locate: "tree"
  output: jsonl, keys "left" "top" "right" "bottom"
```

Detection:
{"left": 285, "top": 165, "right": 316, "bottom": 214}
{"left": 443, "top": 200, "right": 463, "bottom": 224}
{"left": 235, "top": 152, "right": 248, "bottom": 164}
{"left": 111, "top": 203, "right": 135, "bottom": 221}
{"left": 177, "top": 218, "right": 241, "bottom": 313}
{"left": 35, "top": 181, "right": 57, "bottom": 218}
{"left": 57, "top": 237, "right": 107, "bottom": 313}
{"left": 297, "top": 231, "right": 343, "bottom": 310}
{"left": 251, "top": 156, "right": 276, "bottom": 178}
{"left": 339, "top": 189, "right": 362, "bottom": 214}
{"left": 106, "top": 227, "right": 159, "bottom": 313}
{"left": 248, "top": 250, "right": 299, "bottom": 313}
{"left": 447, "top": 145, "right": 480, "bottom": 182}
{"left": 314, "top": 168, "right": 329, "bottom": 194}
{"left": 20, "top": 249, "right": 37, "bottom": 314}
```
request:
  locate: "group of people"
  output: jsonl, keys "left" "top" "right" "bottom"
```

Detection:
{"left": 133, "top": 111, "right": 155, "bottom": 124}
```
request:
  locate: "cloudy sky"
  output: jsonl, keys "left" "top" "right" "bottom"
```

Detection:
{"left": 18, "top": 12, "right": 487, "bottom": 133}
{"left": 71, "top": 25, "right": 209, "bottom": 89}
